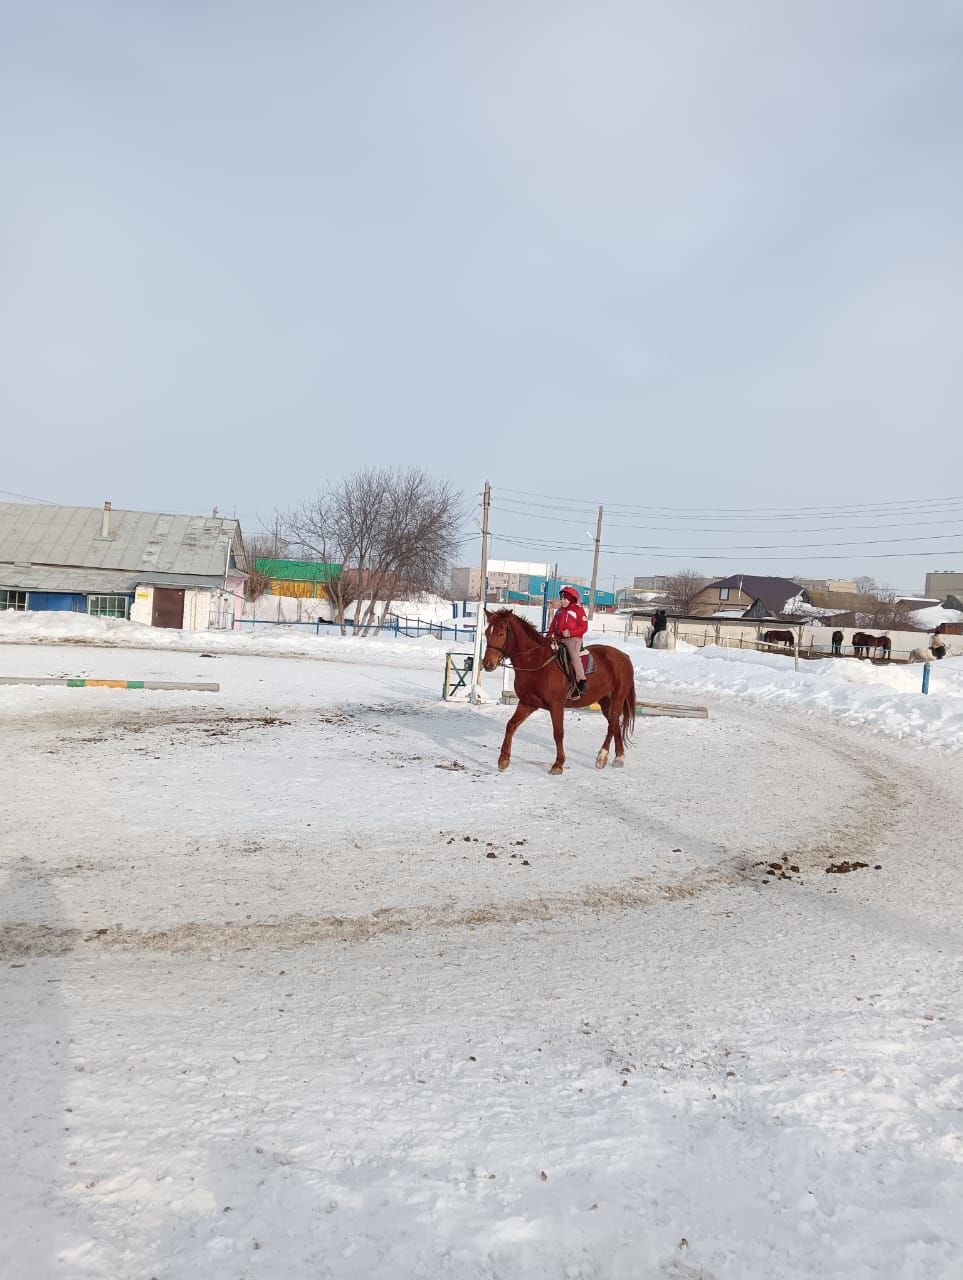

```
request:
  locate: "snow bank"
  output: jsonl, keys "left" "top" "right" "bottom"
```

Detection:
{"left": 618, "top": 638, "right": 963, "bottom": 752}
{"left": 0, "top": 610, "right": 447, "bottom": 668}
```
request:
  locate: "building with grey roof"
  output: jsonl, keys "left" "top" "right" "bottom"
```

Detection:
{"left": 688, "top": 574, "right": 809, "bottom": 619}
{"left": 0, "top": 500, "right": 248, "bottom": 629}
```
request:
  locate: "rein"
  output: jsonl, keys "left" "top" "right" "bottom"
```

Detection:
{"left": 485, "top": 633, "right": 560, "bottom": 673}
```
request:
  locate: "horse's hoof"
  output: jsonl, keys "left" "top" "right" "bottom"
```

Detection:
{"left": 612, "top": 757, "right": 625, "bottom": 768}
{"left": 498, "top": 758, "right": 510, "bottom": 772}
{"left": 595, "top": 751, "right": 608, "bottom": 770}
{"left": 549, "top": 764, "right": 563, "bottom": 776}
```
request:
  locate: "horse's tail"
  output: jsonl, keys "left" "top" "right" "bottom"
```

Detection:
{"left": 620, "top": 664, "right": 636, "bottom": 745}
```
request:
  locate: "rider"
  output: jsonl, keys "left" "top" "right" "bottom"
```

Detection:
{"left": 547, "top": 585, "right": 589, "bottom": 695}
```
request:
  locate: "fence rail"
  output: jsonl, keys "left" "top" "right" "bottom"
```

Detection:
{"left": 236, "top": 614, "right": 479, "bottom": 642}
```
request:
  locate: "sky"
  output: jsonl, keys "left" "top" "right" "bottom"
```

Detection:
{"left": 2, "top": 1, "right": 962, "bottom": 593}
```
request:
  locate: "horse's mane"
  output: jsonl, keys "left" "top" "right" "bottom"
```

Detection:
{"left": 489, "top": 608, "right": 548, "bottom": 646}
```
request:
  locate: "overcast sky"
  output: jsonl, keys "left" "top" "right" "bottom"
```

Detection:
{"left": 2, "top": 1, "right": 962, "bottom": 591}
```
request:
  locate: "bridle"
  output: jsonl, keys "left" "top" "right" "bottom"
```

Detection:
{"left": 484, "top": 627, "right": 559, "bottom": 672}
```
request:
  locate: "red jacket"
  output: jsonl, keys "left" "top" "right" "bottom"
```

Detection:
{"left": 548, "top": 602, "right": 588, "bottom": 640}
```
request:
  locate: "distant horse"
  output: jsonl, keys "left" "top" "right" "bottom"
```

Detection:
{"left": 854, "top": 632, "right": 888, "bottom": 660}
{"left": 482, "top": 609, "right": 636, "bottom": 774}
{"left": 831, "top": 630, "right": 843, "bottom": 656}
{"left": 763, "top": 630, "right": 795, "bottom": 649}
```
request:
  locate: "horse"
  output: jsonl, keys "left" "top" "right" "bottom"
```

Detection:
{"left": 851, "top": 632, "right": 872, "bottom": 658}
{"left": 873, "top": 635, "right": 891, "bottom": 661}
{"left": 763, "top": 629, "right": 795, "bottom": 649}
{"left": 831, "top": 630, "right": 843, "bottom": 656}
{"left": 481, "top": 609, "right": 636, "bottom": 775}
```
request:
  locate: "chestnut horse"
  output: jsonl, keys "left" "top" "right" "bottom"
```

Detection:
{"left": 481, "top": 609, "right": 636, "bottom": 775}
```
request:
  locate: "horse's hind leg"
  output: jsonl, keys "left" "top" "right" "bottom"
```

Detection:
{"left": 596, "top": 695, "right": 614, "bottom": 769}
{"left": 498, "top": 703, "right": 535, "bottom": 771}
{"left": 610, "top": 699, "right": 626, "bottom": 767}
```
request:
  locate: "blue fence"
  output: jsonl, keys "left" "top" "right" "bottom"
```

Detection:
{"left": 237, "top": 614, "right": 478, "bottom": 642}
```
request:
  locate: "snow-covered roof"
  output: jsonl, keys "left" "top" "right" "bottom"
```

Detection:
{"left": 909, "top": 604, "right": 963, "bottom": 629}
{"left": 785, "top": 599, "right": 845, "bottom": 619}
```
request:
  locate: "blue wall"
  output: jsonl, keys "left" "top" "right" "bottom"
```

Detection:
{"left": 525, "top": 577, "right": 615, "bottom": 607}
{"left": 25, "top": 593, "right": 87, "bottom": 612}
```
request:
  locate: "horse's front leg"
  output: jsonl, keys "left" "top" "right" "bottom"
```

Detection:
{"left": 548, "top": 703, "right": 566, "bottom": 775}
{"left": 498, "top": 702, "right": 535, "bottom": 771}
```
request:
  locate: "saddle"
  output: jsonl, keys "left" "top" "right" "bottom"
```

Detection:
{"left": 556, "top": 645, "right": 596, "bottom": 693}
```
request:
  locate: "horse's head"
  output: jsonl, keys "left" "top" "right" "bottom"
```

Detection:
{"left": 481, "top": 610, "right": 513, "bottom": 671}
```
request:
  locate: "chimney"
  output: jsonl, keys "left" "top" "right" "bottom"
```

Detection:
{"left": 101, "top": 500, "right": 112, "bottom": 538}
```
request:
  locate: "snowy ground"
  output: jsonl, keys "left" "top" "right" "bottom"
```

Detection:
{"left": 2, "top": 632, "right": 962, "bottom": 1279}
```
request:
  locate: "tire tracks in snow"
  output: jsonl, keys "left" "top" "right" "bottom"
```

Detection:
{"left": 0, "top": 866, "right": 730, "bottom": 957}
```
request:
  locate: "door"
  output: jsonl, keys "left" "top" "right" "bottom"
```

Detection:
{"left": 151, "top": 587, "right": 185, "bottom": 629}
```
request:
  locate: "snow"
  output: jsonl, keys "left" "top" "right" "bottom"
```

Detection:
{"left": 0, "top": 609, "right": 449, "bottom": 669}
{"left": 909, "top": 604, "right": 963, "bottom": 629}
{"left": 785, "top": 601, "right": 843, "bottom": 619}
{"left": 2, "top": 632, "right": 963, "bottom": 1278}
{"left": 620, "top": 638, "right": 963, "bottom": 753}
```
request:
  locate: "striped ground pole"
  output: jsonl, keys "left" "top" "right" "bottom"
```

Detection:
{"left": 0, "top": 677, "right": 220, "bottom": 691}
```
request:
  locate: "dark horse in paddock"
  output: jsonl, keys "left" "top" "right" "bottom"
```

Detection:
{"left": 482, "top": 609, "right": 636, "bottom": 774}
{"left": 831, "top": 630, "right": 843, "bottom": 656}
{"left": 853, "top": 632, "right": 890, "bottom": 659}
{"left": 763, "top": 629, "right": 795, "bottom": 649}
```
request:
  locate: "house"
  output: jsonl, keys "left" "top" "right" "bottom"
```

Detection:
{"left": 255, "top": 557, "right": 341, "bottom": 598}
{"left": 0, "top": 500, "right": 247, "bottom": 629}
{"left": 450, "top": 559, "right": 552, "bottom": 599}
{"left": 688, "top": 575, "right": 808, "bottom": 619}
{"left": 795, "top": 577, "right": 857, "bottom": 594}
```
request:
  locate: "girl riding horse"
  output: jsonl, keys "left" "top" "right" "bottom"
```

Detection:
{"left": 546, "top": 585, "right": 588, "bottom": 695}
{"left": 482, "top": 608, "right": 636, "bottom": 774}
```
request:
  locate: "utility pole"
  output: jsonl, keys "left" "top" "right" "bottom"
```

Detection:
{"left": 470, "top": 480, "right": 491, "bottom": 702}
{"left": 588, "top": 505, "right": 603, "bottom": 620}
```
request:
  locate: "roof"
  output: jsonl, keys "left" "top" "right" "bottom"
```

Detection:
{"left": 0, "top": 502, "right": 246, "bottom": 579}
{"left": 255, "top": 557, "right": 341, "bottom": 582}
{"left": 706, "top": 574, "right": 805, "bottom": 612}
{"left": 0, "top": 564, "right": 226, "bottom": 593}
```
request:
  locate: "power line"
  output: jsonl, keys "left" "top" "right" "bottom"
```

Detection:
{"left": 494, "top": 484, "right": 963, "bottom": 520}
{"left": 489, "top": 525, "right": 963, "bottom": 553}
{"left": 492, "top": 497, "right": 963, "bottom": 536}
{"left": 488, "top": 533, "right": 963, "bottom": 562}
{"left": 0, "top": 488, "right": 55, "bottom": 504}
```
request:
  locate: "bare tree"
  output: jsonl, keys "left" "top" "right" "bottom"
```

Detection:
{"left": 242, "top": 533, "right": 286, "bottom": 603}
{"left": 660, "top": 570, "right": 709, "bottom": 615}
{"left": 854, "top": 575, "right": 877, "bottom": 595}
{"left": 279, "top": 493, "right": 359, "bottom": 634}
{"left": 279, "top": 467, "right": 465, "bottom": 636}
{"left": 863, "top": 587, "right": 913, "bottom": 630}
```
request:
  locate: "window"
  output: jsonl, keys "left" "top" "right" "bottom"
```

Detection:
{"left": 0, "top": 590, "right": 27, "bottom": 611}
{"left": 719, "top": 587, "right": 730, "bottom": 601}
{"left": 87, "top": 595, "right": 129, "bottom": 619}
